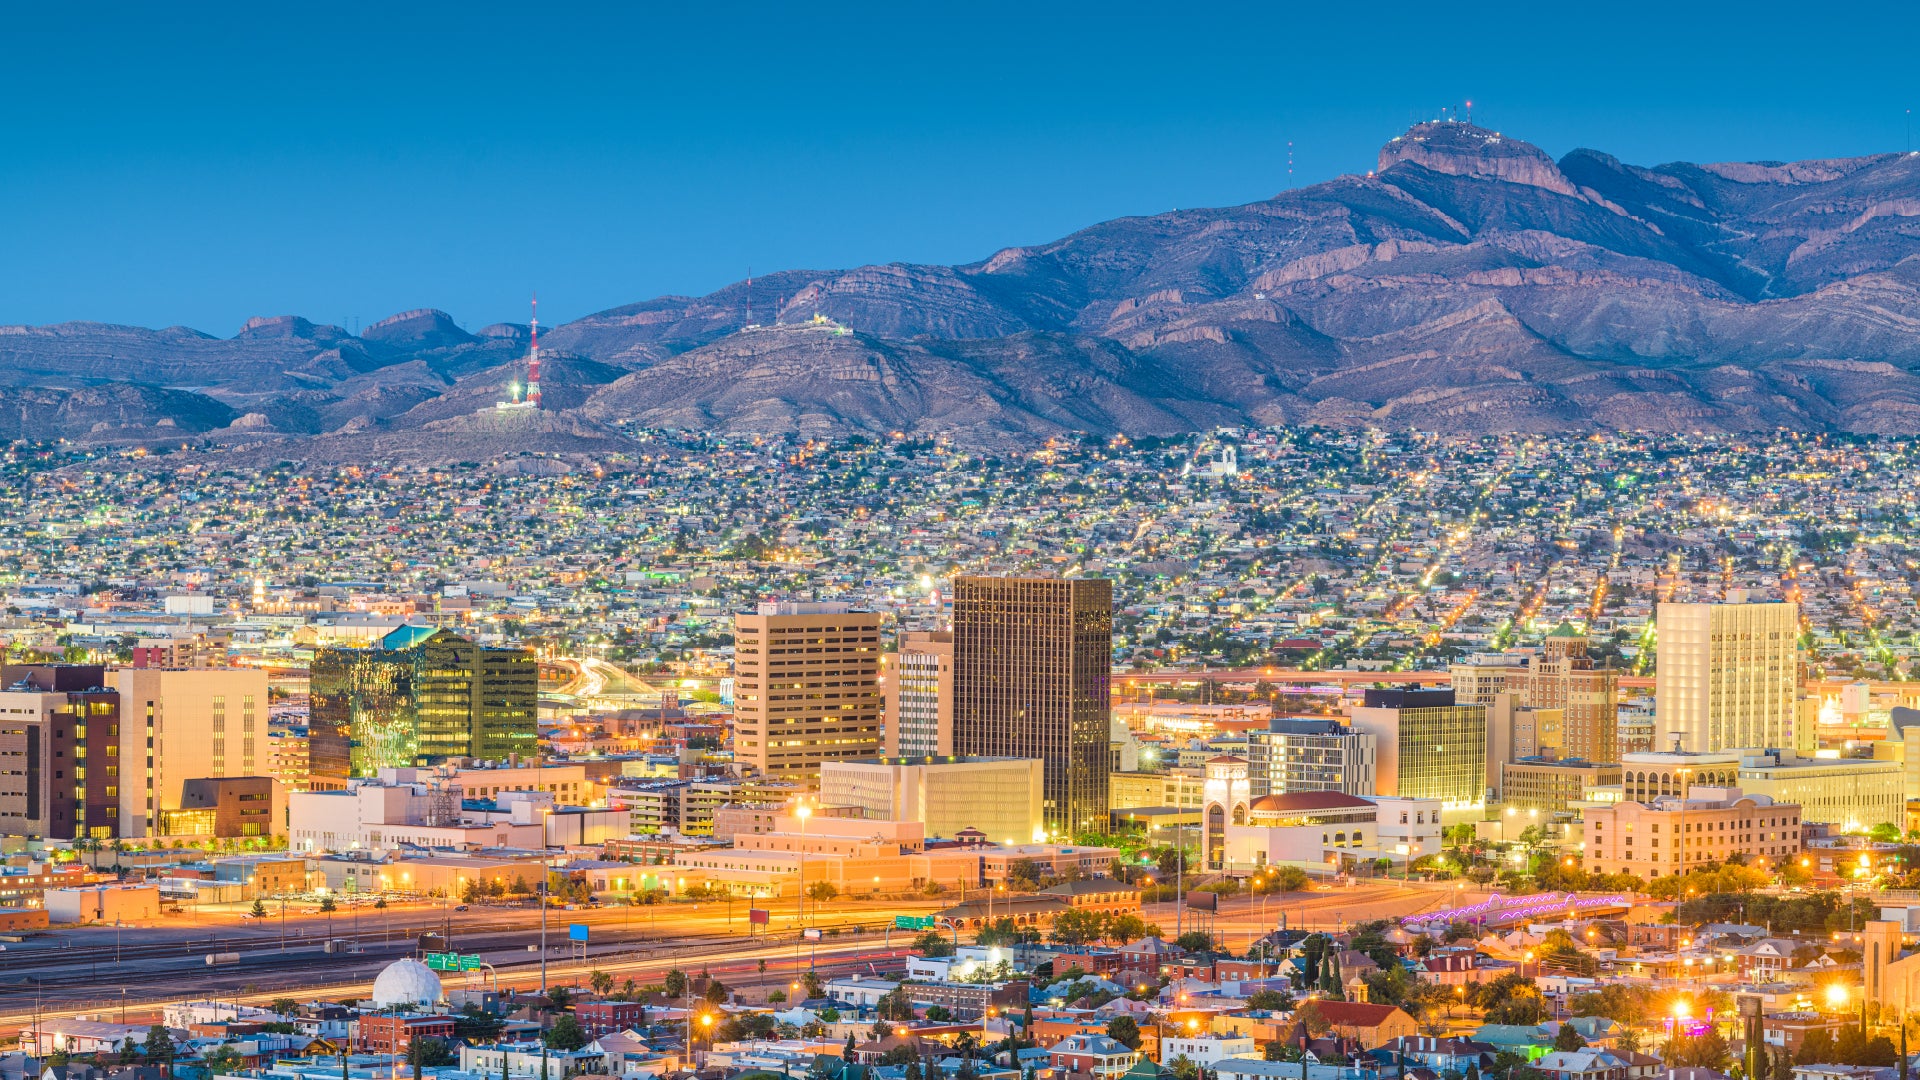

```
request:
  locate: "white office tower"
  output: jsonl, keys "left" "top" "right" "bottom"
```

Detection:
{"left": 1654, "top": 599, "right": 1804, "bottom": 753}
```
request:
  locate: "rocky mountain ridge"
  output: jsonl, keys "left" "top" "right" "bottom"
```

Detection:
{"left": 14, "top": 120, "right": 1920, "bottom": 455}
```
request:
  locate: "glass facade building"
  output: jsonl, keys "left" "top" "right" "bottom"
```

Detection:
{"left": 310, "top": 628, "right": 536, "bottom": 781}
{"left": 951, "top": 576, "right": 1112, "bottom": 833}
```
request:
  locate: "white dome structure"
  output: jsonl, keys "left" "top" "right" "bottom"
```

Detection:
{"left": 371, "top": 958, "right": 443, "bottom": 1008}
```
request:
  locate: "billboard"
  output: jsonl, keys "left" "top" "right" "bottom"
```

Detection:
{"left": 568, "top": 923, "right": 589, "bottom": 942}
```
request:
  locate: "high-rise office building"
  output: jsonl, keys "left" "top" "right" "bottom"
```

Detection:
{"left": 951, "top": 576, "right": 1113, "bottom": 833}
{"left": 1654, "top": 600, "right": 1803, "bottom": 753}
{"left": 882, "top": 630, "right": 953, "bottom": 757}
{"left": 1244, "top": 718, "right": 1377, "bottom": 798}
{"left": 1451, "top": 624, "right": 1617, "bottom": 763}
{"left": 114, "top": 665, "right": 272, "bottom": 836}
{"left": 732, "top": 602, "right": 883, "bottom": 782}
{"left": 1348, "top": 688, "right": 1487, "bottom": 820}
{"left": 0, "top": 665, "right": 121, "bottom": 840}
{"left": 310, "top": 627, "right": 537, "bottom": 782}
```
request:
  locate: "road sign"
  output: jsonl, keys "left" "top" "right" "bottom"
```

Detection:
{"left": 894, "top": 915, "right": 935, "bottom": 930}
{"left": 802, "top": 927, "right": 822, "bottom": 941}
{"left": 424, "top": 952, "right": 484, "bottom": 971}
{"left": 568, "top": 923, "right": 589, "bottom": 942}
{"left": 749, "top": 908, "right": 770, "bottom": 925}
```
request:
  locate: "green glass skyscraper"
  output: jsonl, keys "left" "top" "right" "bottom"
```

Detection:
{"left": 310, "top": 627, "right": 537, "bottom": 781}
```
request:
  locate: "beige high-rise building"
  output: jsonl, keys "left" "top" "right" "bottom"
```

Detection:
{"left": 1654, "top": 600, "right": 1803, "bottom": 753}
{"left": 113, "top": 666, "right": 271, "bottom": 837}
{"left": 882, "top": 631, "right": 953, "bottom": 757}
{"left": 952, "top": 576, "right": 1113, "bottom": 834}
{"left": 1451, "top": 624, "right": 1617, "bottom": 765}
{"left": 731, "top": 602, "right": 882, "bottom": 784}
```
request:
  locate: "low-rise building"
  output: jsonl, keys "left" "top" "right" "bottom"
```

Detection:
{"left": 46, "top": 883, "right": 160, "bottom": 924}
{"left": 1158, "top": 1035, "right": 1256, "bottom": 1067}
{"left": 1501, "top": 760, "right": 1623, "bottom": 816}
{"left": 1582, "top": 787, "right": 1802, "bottom": 880}
{"left": 1050, "top": 1033, "right": 1140, "bottom": 1080}
{"left": 819, "top": 756, "right": 1044, "bottom": 844}
{"left": 356, "top": 1014, "right": 456, "bottom": 1054}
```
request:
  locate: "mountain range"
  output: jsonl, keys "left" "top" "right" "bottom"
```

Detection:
{"left": 13, "top": 120, "right": 1920, "bottom": 460}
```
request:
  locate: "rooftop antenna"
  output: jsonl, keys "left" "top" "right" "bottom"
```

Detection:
{"left": 527, "top": 293, "right": 541, "bottom": 409}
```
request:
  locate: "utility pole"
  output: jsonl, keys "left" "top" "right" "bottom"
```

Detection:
{"left": 540, "top": 871, "right": 549, "bottom": 995}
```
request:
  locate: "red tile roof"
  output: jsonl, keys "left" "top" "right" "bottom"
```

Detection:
{"left": 1249, "top": 792, "right": 1377, "bottom": 812}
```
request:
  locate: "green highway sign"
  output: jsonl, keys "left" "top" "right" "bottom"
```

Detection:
{"left": 894, "top": 915, "right": 935, "bottom": 930}
{"left": 425, "top": 952, "right": 485, "bottom": 971}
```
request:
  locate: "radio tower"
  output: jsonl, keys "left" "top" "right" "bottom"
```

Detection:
{"left": 526, "top": 294, "right": 542, "bottom": 409}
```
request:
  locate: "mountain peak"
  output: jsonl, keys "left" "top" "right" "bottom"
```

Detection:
{"left": 1378, "top": 120, "right": 1577, "bottom": 197}
{"left": 359, "top": 308, "right": 476, "bottom": 349}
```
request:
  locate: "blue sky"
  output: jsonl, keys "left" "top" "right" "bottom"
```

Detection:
{"left": 6, "top": 1, "right": 1919, "bottom": 333}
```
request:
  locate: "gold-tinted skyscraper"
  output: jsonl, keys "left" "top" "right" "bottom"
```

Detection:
{"left": 732, "top": 601, "right": 883, "bottom": 782}
{"left": 1655, "top": 599, "right": 1803, "bottom": 753}
{"left": 951, "top": 576, "right": 1112, "bottom": 833}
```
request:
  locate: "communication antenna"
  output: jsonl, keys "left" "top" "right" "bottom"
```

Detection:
{"left": 527, "top": 293, "right": 541, "bottom": 409}
{"left": 746, "top": 267, "right": 754, "bottom": 326}
{"left": 1466, "top": 99, "right": 1473, "bottom": 124}
{"left": 1288, "top": 142, "right": 1294, "bottom": 189}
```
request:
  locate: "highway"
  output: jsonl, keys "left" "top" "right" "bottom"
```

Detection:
{"left": 0, "top": 928, "right": 912, "bottom": 1037}
{"left": 0, "top": 893, "right": 942, "bottom": 1029}
{"left": 0, "top": 879, "right": 1470, "bottom": 1040}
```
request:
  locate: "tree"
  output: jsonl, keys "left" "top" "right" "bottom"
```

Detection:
{"left": 146, "top": 1024, "right": 175, "bottom": 1061}
{"left": 1051, "top": 908, "right": 1105, "bottom": 946}
{"left": 544, "top": 1014, "right": 589, "bottom": 1052}
{"left": 1294, "top": 1000, "right": 1331, "bottom": 1038}
{"left": 1169, "top": 1055, "right": 1200, "bottom": 1080}
{"left": 1107, "top": 1016, "right": 1142, "bottom": 1050}
{"left": 1553, "top": 1026, "right": 1588, "bottom": 1052}
{"left": 1105, "top": 913, "right": 1150, "bottom": 945}
{"left": 251, "top": 899, "right": 268, "bottom": 919}
{"left": 802, "top": 970, "right": 825, "bottom": 999}
{"left": 915, "top": 930, "right": 956, "bottom": 957}
{"left": 270, "top": 998, "right": 300, "bottom": 1017}
{"left": 546, "top": 986, "right": 574, "bottom": 1011}
{"left": 704, "top": 976, "right": 730, "bottom": 1005}
{"left": 1797, "top": 1029, "right": 1836, "bottom": 1066}
{"left": 807, "top": 881, "right": 839, "bottom": 902}
{"left": 1670, "top": 1029, "right": 1731, "bottom": 1071}
{"left": 924, "top": 1005, "right": 953, "bottom": 1022}
{"left": 590, "top": 969, "right": 615, "bottom": 996}
{"left": 878, "top": 986, "right": 915, "bottom": 1022}
{"left": 1246, "top": 989, "right": 1294, "bottom": 1012}
{"left": 205, "top": 1045, "right": 246, "bottom": 1075}
{"left": 408, "top": 1038, "right": 456, "bottom": 1069}
{"left": 318, "top": 895, "right": 336, "bottom": 913}
{"left": 767, "top": 989, "right": 788, "bottom": 1005}
{"left": 664, "top": 968, "right": 689, "bottom": 999}
{"left": 1175, "top": 930, "right": 1216, "bottom": 955}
